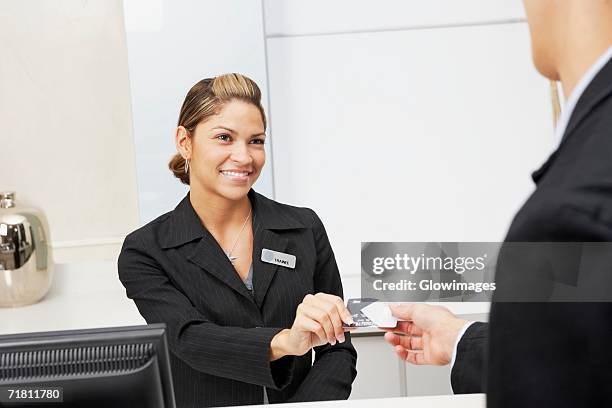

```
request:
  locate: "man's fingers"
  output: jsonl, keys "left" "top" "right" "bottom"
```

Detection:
{"left": 385, "top": 332, "right": 423, "bottom": 350}
{"left": 405, "top": 349, "right": 418, "bottom": 365}
{"left": 385, "top": 321, "right": 424, "bottom": 337}
{"left": 384, "top": 320, "right": 411, "bottom": 334}
{"left": 395, "top": 345, "right": 427, "bottom": 366}
{"left": 384, "top": 332, "right": 401, "bottom": 346}
{"left": 409, "top": 324, "right": 424, "bottom": 337}
{"left": 411, "top": 350, "right": 428, "bottom": 365}
{"left": 404, "top": 350, "right": 427, "bottom": 365}
{"left": 394, "top": 344, "right": 408, "bottom": 361}
{"left": 410, "top": 335, "right": 423, "bottom": 350}
{"left": 395, "top": 321, "right": 412, "bottom": 333}
{"left": 385, "top": 332, "right": 410, "bottom": 348}
{"left": 389, "top": 303, "right": 418, "bottom": 320}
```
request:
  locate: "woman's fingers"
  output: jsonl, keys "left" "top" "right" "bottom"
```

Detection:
{"left": 303, "top": 294, "right": 350, "bottom": 343}
{"left": 295, "top": 315, "right": 327, "bottom": 346}
{"left": 298, "top": 302, "right": 337, "bottom": 345}
{"left": 313, "top": 293, "right": 354, "bottom": 325}
{"left": 296, "top": 293, "right": 355, "bottom": 346}
{"left": 314, "top": 295, "right": 347, "bottom": 342}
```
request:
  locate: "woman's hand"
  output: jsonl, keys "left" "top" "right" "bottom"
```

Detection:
{"left": 270, "top": 293, "right": 354, "bottom": 360}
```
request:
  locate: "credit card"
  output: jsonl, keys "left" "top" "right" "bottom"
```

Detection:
{"left": 343, "top": 298, "right": 407, "bottom": 329}
{"left": 343, "top": 298, "right": 378, "bottom": 328}
{"left": 360, "top": 301, "right": 398, "bottom": 328}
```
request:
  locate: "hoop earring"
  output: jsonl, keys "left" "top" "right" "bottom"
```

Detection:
{"left": 184, "top": 158, "right": 190, "bottom": 174}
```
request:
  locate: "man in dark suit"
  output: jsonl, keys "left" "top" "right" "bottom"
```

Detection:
{"left": 385, "top": 1, "right": 612, "bottom": 406}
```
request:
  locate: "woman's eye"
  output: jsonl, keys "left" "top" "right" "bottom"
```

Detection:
{"left": 250, "top": 138, "right": 265, "bottom": 145}
{"left": 216, "top": 134, "right": 231, "bottom": 142}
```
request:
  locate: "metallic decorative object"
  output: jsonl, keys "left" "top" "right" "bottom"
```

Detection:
{"left": 0, "top": 192, "right": 53, "bottom": 307}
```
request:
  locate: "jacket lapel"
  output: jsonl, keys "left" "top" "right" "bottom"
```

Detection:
{"left": 252, "top": 229, "right": 289, "bottom": 308}
{"left": 187, "top": 234, "right": 255, "bottom": 303}
{"left": 160, "top": 191, "right": 307, "bottom": 308}
{"left": 249, "top": 191, "right": 306, "bottom": 309}
{"left": 159, "top": 194, "right": 255, "bottom": 304}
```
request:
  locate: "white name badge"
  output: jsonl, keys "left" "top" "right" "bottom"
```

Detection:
{"left": 261, "top": 248, "right": 296, "bottom": 269}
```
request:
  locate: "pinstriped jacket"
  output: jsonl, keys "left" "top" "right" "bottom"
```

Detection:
{"left": 118, "top": 190, "right": 357, "bottom": 407}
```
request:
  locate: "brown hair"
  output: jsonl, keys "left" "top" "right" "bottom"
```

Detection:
{"left": 169, "top": 73, "right": 267, "bottom": 185}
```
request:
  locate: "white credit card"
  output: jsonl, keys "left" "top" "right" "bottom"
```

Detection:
{"left": 360, "top": 301, "right": 398, "bottom": 328}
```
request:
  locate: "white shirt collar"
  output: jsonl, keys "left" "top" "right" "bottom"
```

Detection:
{"left": 553, "top": 46, "right": 612, "bottom": 147}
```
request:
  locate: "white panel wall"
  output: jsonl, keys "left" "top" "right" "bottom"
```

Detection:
{"left": 264, "top": 0, "right": 525, "bottom": 37}
{"left": 0, "top": 0, "right": 139, "bottom": 262}
{"left": 265, "top": 6, "right": 553, "bottom": 281}
{"left": 124, "top": 0, "right": 274, "bottom": 224}
{"left": 264, "top": 1, "right": 554, "bottom": 398}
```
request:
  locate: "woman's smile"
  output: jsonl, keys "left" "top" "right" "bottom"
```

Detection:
{"left": 219, "top": 168, "right": 252, "bottom": 183}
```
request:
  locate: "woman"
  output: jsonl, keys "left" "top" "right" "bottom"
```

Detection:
{"left": 118, "top": 73, "right": 357, "bottom": 407}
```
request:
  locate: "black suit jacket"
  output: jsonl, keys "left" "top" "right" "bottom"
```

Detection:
{"left": 452, "top": 57, "right": 612, "bottom": 407}
{"left": 118, "top": 190, "right": 357, "bottom": 407}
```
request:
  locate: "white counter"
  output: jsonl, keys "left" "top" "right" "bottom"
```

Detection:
{"left": 0, "top": 262, "right": 145, "bottom": 335}
{"left": 245, "top": 394, "right": 486, "bottom": 408}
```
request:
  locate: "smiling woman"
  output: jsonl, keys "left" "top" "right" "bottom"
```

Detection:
{"left": 118, "top": 74, "right": 357, "bottom": 407}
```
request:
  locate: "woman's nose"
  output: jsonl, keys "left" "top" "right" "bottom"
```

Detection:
{"left": 230, "top": 142, "right": 253, "bottom": 164}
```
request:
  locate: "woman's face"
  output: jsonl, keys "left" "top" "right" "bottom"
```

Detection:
{"left": 183, "top": 99, "right": 266, "bottom": 201}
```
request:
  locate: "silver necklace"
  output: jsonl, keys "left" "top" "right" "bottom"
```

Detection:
{"left": 225, "top": 208, "right": 251, "bottom": 264}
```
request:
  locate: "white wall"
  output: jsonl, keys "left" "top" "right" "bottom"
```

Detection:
{"left": 0, "top": 0, "right": 273, "bottom": 262}
{"left": 264, "top": 0, "right": 525, "bottom": 37}
{"left": 264, "top": 1, "right": 555, "bottom": 280}
{"left": 0, "top": 0, "right": 139, "bottom": 262}
{"left": 123, "top": 0, "right": 274, "bottom": 224}
{"left": 263, "top": 0, "right": 556, "bottom": 398}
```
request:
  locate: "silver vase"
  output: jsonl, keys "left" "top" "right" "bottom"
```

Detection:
{"left": 0, "top": 192, "right": 53, "bottom": 307}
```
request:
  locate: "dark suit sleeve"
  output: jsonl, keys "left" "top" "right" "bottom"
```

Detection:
{"left": 288, "top": 210, "right": 358, "bottom": 402}
{"left": 117, "top": 233, "right": 294, "bottom": 390}
{"left": 487, "top": 204, "right": 612, "bottom": 407}
{"left": 451, "top": 322, "right": 488, "bottom": 394}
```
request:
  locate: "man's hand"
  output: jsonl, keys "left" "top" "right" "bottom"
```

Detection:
{"left": 384, "top": 304, "right": 468, "bottom": 366}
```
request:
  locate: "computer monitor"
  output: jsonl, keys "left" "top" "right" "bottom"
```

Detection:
{"left": 0, "top": 324, "right": 176, "bottom": 408}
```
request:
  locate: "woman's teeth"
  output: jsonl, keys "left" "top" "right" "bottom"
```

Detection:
{"left": 221, "top": 170, "right": 249, "bottom": 177}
